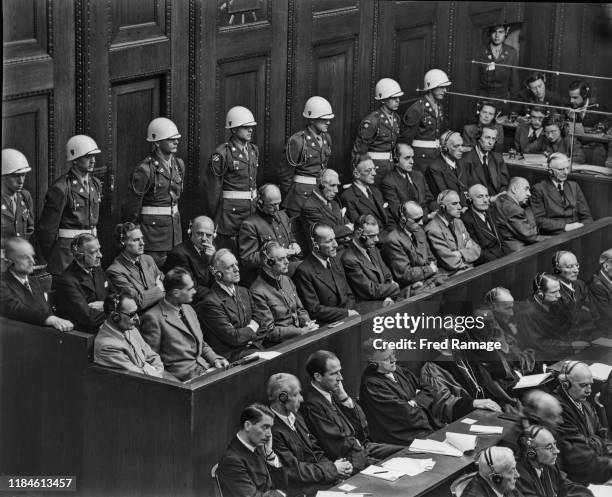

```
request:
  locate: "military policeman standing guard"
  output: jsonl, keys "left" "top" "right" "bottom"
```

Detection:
{"left": 38, "top": 135, "right": 102, "bottom": 275}
{"left": 205, "top": 106, "right": 259, "bottom": 253}
{"left": 281, "top": 96, "right": 334, "bottom": 218}
{"left": 1, "top": 149, "right": 34, "bottom": 254}
{"left": 353, "top": 78, "right": 403, "bottom": 187}
{"left": 400, "top": 69, "right": 451, "bottom": 174}
{"left": 123, "top": 117, "right": 184, "bottom": 268}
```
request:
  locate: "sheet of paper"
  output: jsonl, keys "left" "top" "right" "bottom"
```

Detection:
{"left": 382, "top": 457, "right": 435, "bottom": 476}
{"left": 592, "top": 338, "right": 612, "bottom": 348}
{"left": 409, "top": 438, "right": 463, "bottom": 457}
{"left": 316, "top": 492, "right": 356, "bottom": 497}
{"left": 589, "top": 363, "right": 612, "bottom": 381}
{"left": 513, "top": 372, "right": 552, "bottom": 389}
{"left": 245, "top": 351, "right": 281, "bottom": 360}
{"left": 336, "top": 483, "right": 356, "bottom": 492}
{"left": 461, "top": 418, "right": 477, "bottom": 424}
{"left": 446, "top": 432, "right": 477, "bottom": 452}
{"left": 587, "top": 484, "right": 612, "bottom": 497}
{"left": 360, "top": 464, "right": 403, "bottom": 481}
{"left": 469, "top": 425, "right": 503, "bottom": 435}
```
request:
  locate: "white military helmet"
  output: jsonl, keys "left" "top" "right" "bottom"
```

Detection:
{"left": 374, "top": 78, "right": 404, "bottom": 100}
{"left": 146, "top": 117, "right": 181, "bottom": 142}
{"left": 66, "top": 135, "right": 101, "bottom": 161}
{"left": 303, "top": 96, "right": 335, "bottom": 120}
{"left": 2, "top": 148, "right": 32, "bottom": 175}
{"left": 423, "top": 69, "right": 451, "bottom": 91}
{"left": 225, "top": 106, "right": 257, "bottom": 129}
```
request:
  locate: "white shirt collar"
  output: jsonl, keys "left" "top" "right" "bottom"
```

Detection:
{"left": 9, "top": 270, "right": 29, "bottom": 286}
{"left": 353, "top": 181, "right": 369, "bottom": 196}
{"left": 311, "top": 381, "right": 333, "bottom": 404}
{"left": 442, "top": 154, "right": 456, "bottom": 169}
{"left": 312, "top": 252, "right": 329, "bottom": 269}
{"left": 236, "top": 432, "right": 257, "bottom": 453}
{"left": 271, "top": 408, "right": 296, "bottom": 430}
{"left": 217, "top": 281, "right": 236, "bottom": 297}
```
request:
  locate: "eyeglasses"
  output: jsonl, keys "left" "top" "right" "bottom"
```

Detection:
{"left": 534, "top": 442, "right": 558, "bottom": 452}
{"left": 410, "top": 216, "right": 424, "bottom": 223}
{"left": 559, "top": 264, "right": 579, "bottom": 270}
{"left": 119, "top": 310, "right": 138, "bottom": 319}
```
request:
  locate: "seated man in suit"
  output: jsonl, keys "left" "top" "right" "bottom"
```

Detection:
{"left": 532, "top": 153, "right": 593, "bottom": 235}
{"left": 463, "top": 125, "right": 509, "bottom": 199}
{"left": 381, "top": 201, "right": 445, "bottom": 294}
{"left": 514, "top": 106, "right": 547, "bottom": 154}
{"left": 196, "top": 248, "right": 266, "bottom": 362}
{"left": 267, "top": 373, "right": 351, "bottom": 496}
{"left": 300, "top": 169, "right": 353, "bottom": 247}
{"left": 425, "top": 130, "right": 470, "bottom": 206}
{"left": 54, "top": 233, "right": 107, "bottom": 332}
{"left": 140, "top": 267, "right": 228, "bottom": 381}
{"left": 462, "top": 446, "right": 521, "bottom": 497}
{"left": 541, "top": 116, "right": 586, "bottom": 164}
{"left": 106, "top": 222, "right": 165, "bottom": 312}
{"left": 461, "top": 184, "right": 511, "bottom": 265}
{"left": 339, "top": 154, "right": 389, "bottom": 229}
{"left": 341, "top": 215, "right": 400, "bottom": 306}
{"left": 93, "top": 292, "right": 173, "bottom": 379}
{"left": 163, "top": 215, "right": 216, "bottom": 305}
{"left": 425, "top": 190, "right": 481, "bottom": 272}
{"left": 588, "top": 249, "right": 612, "bottom": 330}
{"left": 380, "top": 142, "right": 436, "bottom": 224}
{"left": 250, "top": 242, "right": 319, "bottom": 344}
{"left": 300, "top": 350, "right": 402, "bottom": 473}
{"left": 462, "top": 100, "right": 505, "bottom": 153}
{"left": 217, "top": 403, "right": 288, "bottom": 497}
{"left": 239, "top": 184, "right": 302, "bottom": 285}
{"left": 517, "top": 72, "right": 564, "bottom": 114}
{"left": 553, "top": 361, "right": 612, "bottom": 485}
{"left": 494, "top": 177, "right": 549, "bottom": 251}
{"left": 0, "top": 237, "right": 73, "bottom": 331}
{"left": 516, "top": 425, "right": 591, "bottom": 497}
{"left": 292, "top": 223, "right": 358, "bottom": 325}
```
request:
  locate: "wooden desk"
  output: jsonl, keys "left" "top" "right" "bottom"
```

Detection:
{"left": 329, "top": 410, "right": 514, "bottom": 497}
{"left": 549, "top": 346, "right": 612, "bottom": 372}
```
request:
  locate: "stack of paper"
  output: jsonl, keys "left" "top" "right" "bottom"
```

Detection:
{"left": 446, "top": 432, "right": 477, "bottom": 452}
{"left": 469, "top": 425, "right": 503, "bottom": 435}
{"left": 589, "top": 363, "right": 612, "bottom": 381}
{"left": 382, "top": 457, "right": 436, "bottom": 476}
{"left": 360, "top": 464, "right": 403, "bottom": 481}
{"left": 592, "top": 338, "right": 612, "bottom": 348}
{"left": 588, "top": 484, "right": 612, "bottom": 497}
{"left": 409, "top": 438, "right": 463, "bottom": 457}
{"left": 513, "top": 372, "right": 553, "bottom": 389}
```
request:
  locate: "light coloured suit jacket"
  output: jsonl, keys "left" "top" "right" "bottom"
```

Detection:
{"left": 424, "top": 214, "right": 481, "bottom": 271}
{"left": 140, "top": 299, "right": 223, "bottom": 381}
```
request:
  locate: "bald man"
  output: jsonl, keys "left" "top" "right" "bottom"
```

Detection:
{"left": 495, "top": 177, "right": 549, "bottom": 251}
{"left": 425, "top": 190, "right": 481, "bottom": 271}
{"left": 164, "top": 215, "right": 217, "bottom": 304}
{"left": 462, "top": 446, "right": 522, "bottom": 497}
{"left": 0, "top": 237, "right": 73, "bottom": 331}
{"left": 588, "top": 249, "right": 612, "bottom": 329}
{"left": 553, "top": 361, "right": 612, "bottom": 485}
{"left": 462, "top": 184, "right": 511, "bottom": 264}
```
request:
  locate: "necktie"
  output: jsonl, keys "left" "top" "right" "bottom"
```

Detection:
{"left": 23, "top": 279, "right": 32, "bottom": 294}
{"left": 557, "top": 183, "right": 567, "bottom": 206}
{"left": 364, "top": 187, "right": 370, "bottom": 199}
{"left": 178, "top": 307, "right": 192, "bottom": 331}
{"left": 450, "top": 220, "right": 460, "bottom": 247}
{"left": 529, "top": 129, "right": 537, "bottom": 143}
{"left": 134, "top": 259, "right": 149, "bottom": 289}
{"left": 9, "top": 196, "right": 16, "bottom": 214}
{"left": 367, "top": 247, "right": 383, "bottom": 279}
{"left": 482, "top": 152, "right": 488, "bottom": 168}
{"left": 83, "top": 176, "right": 89, "bottom": 192}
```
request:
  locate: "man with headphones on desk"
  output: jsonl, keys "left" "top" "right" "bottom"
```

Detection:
{"left": 516, "top": 425, "right": 592, "bottom": 496}
{"left": 462, "top": 446, "right": 523, "bottom": 497}
{"left": 531, "top": 153, "right": 592, "bottom": 235}
{"left": 552, "top": 360, "right": 612, "bottom": 485}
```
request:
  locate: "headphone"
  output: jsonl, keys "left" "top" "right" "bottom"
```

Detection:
{"left": 392, "top": 142, "right": 402, "bottom": 163}
{"left": 484, "top": 447, "right": 503, "bottom": 485}
{"left": 278, "top": 391, "right": 288, "bottom": 403}
{"left": 440, "top": 131, "right": 458, "bottom": 153}
{"left": 533, "top": 272, "right": 546, "bottom": 297}
{"left": 310, "top": 222, "right": 322, "bottom": 252}
{"left": 367, "top": 360, "right": 378, "bottom": 370}
{"left": 558, "top": 360, "right": 582, "bottom": 390}
{"left": 437, "top": 190, "right": 454, "bottom": 212}
{"left": 70, "top": 233, "right": 92, "bottom": 255}
{"left": 569, "top": 80, "right": 591, "bottom": 100}
{"left": 484, "top": 287, "right": 504, "bottom": 305}
{"left": 109, "top": 293, "right": 122, "bottom": 323}
{"left": 551, "top": 250, "right": 571, "bottom": 274}
{"left": 261, "top": 240, "right": 278, "bottom": 267}
{"left": 521, "top": 425, "right": 543, "bottom": 460}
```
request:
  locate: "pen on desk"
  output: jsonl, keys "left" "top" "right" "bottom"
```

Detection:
{"left": 373, "top": 470, "right": 389, "bottom": 474}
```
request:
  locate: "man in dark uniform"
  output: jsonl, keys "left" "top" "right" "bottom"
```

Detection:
{"left": 352, "top": 78, "right": 403, "bottom": 187}
{"left": 123, "top": 117, "right": 184, "bottom": 268}
{"left": 1, "top": 149, "right": 34, "bottom": 261}
{"left": 281, "top": 96, "right": 334, "bottom": 217}
{"left": 38, "top": 135, "right": 102, "bottom": 275}
{"left": 204, "top": 106, "right": 259, "bottom": 254}
{"left": 400, "top": 68, "right": 451, "bottom": 173}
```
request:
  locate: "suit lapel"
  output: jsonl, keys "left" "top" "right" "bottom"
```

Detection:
{"left": 161, "top": 300, "right": 198, "bottom": 348}
{"left": 312, "top": 258, "right": 339, "bottom": 295}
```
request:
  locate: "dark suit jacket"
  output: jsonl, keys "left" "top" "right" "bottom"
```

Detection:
{"left": 379, "top": 168, "right": 436, "bottom": 222}
{"left": 514, "top": 123, "right": 546, "bottom": 154}
{"left": 292, "top": 254, "right": 355, "bottom": 324}
{"left": 461, "top": 208, "right": 511, "bottom": 265}
{"left": 106, "top": 253, "right": 164, "bottom": 311}
{"left": 340, "top": 183, "right": 389, "bottom": 229}
{"left": 494, "top": 195, "right": 547, "bottom": 251}
{"left": 516, "top": 459, "right": 592, "bottom": 497}
{"left": 54, "top": 261, "right": 107, "bottom": 332}
{"left": 588, "top": 271, "right": 612, "bottom": 330}
{"left": 0, "top": 270, "right": 52, "bottom": 325}
{"left": 140, "top": 300, "right": 223, "bottom": 381}
{"left": 462, "top": 148, "right": 509, "bottom": 195}
{"left": 300, "top": 193, "right": 350, "bottom": 240}
{"left": 340, "top": 243, "right": 399, "bottom": 302}
{"left": 380, "top": 227, "right": 438, "bottom": 286}
{"left": 163, "top": 239, "right": 213, "bottom": 304}
{"left": 196, "top": 282, "right": 262, "bottom": 362}
{"left": 217, "top": 435, "right": 287, "bottom": 497}
{"left": 271, "top": 411, "right": 340, "bottom": 497}
{"left": 425, "top": 156, "right": 470, "bottom": 205}
{"left": 531, "top": 179, "right": 593, "bottom": 235}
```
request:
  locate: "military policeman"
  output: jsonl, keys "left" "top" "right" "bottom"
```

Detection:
{"left": 478, "top": 22, "right": 519, "bottom": 106}
{"left": 400, "top": 69, "right": 451, "bottom": 174}
{"left": 38, "top": 135, "right": 102, "bottom": 275}
{"left": 353, "top": 78, "right": 403, "bottom": 187}
{"left": 123, "top": 117, "right": 184, "bottom": 268}
{"left": 1, "top": 149, "right": 34, "bottom": 253}
{"left": 205, "top": 106, "right": 259, "bottom": 253}
{"left": 281, "top": 96, "right": 334, "bottom": 217}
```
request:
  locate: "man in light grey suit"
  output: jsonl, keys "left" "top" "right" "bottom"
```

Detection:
{"left": 424, "top": 190, "right": 481, "bottom": 272}
{"left": 140, "top": 267, "right": 229, "bottom": 381}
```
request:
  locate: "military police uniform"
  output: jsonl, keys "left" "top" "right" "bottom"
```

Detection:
{"left": 479, "top": 43, "right": 519, "bottom": 102}
{"left": 1, "top": 189, "right": 34, "bottom": 245}
{"left": 123, "top": 152, "right": 184, "bottom": 264}
{"left": 281, "top": 126, "right": 332, "bottom": 217}
{"left": 400, "top": 97, "right": 448, "bottom": 173}
{"left": 38, "top": 168, "right": 102, "bottom": 275}
{"left": 352, "top": 108, "right": 400, "bottom": 187}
